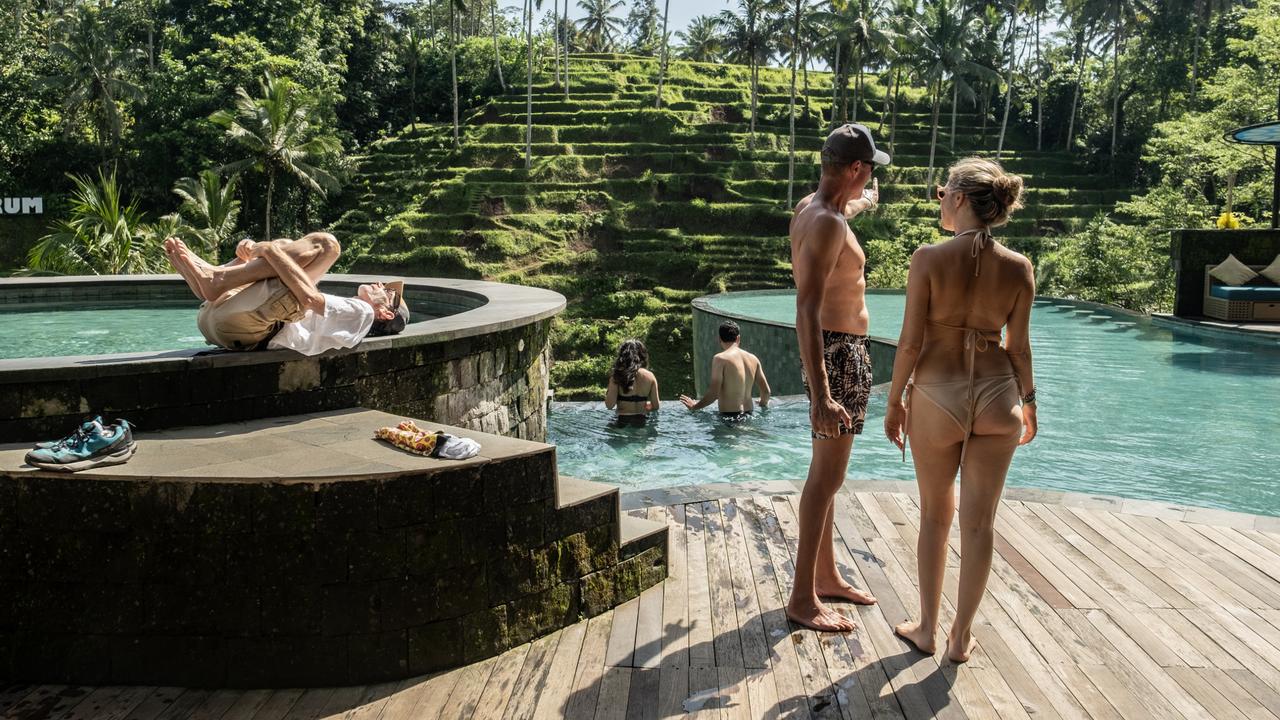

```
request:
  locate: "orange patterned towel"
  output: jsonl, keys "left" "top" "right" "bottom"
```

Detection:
{"left": 375, "top": 422, "right": 440, "bottom": 456}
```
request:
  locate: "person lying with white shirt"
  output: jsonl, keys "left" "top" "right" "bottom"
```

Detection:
{"left": 164, "top": 233, "right": 409, "bottom": 355}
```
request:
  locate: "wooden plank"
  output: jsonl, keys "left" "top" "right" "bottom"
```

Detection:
{"left": 1057, "top": 609, "right": 1182, "bottom": 720}
{"left": 1226, "top": 668, "right": 1280, "bottom": 718}
{"left": 749, "top": 495, "right": 844, "bottom": 720}
{"left": 656, "top": 665, "right": 689, "bottom": 720}
{"left": 605, "top": 597, "right": 641, "bottom": 668}
{"left": 280, "top": 689, "right": 335, "bottom": 720}
{"left": 1085, "top": 609, "right": 1214, "bottom": 720}
{"left": 701, "top": 500, "right": 746, "bottom": 669}
{"left": 506, "top": 629, "right": 565, "bottom": 720}
{"left": 684, "top": 502, "right": 717, "bottom": 668}
{"left": 0, "top": 687, "right": 37, "bottom": 716}
{"left": 968, "top": 668, "right": 1030, "bottom": 720}
{"left": 1190, "top": 524, "right": 1280, "bottom": 584}
{"left": 313, "top": 688, "right": 365, "bottom": 720}
{"left": 1042, "top": 503, "right": 1191, "bottom": 608}
{"left": 745, "top": 668, "right": 781, "bottom": 720}
{"left": 63, "top": 687, "right": 155, "bottom": 720}
{"left": 1045, "top": 662, "right": 1122, "bottom": 720}
{"left": 218, "top": 690, "right": 272, "bottom": 720}
{"left": 624, "top": 668, "right": 660, "bottom": 720}
{"left": 532, "top": 621, "right": 589, "bottom": 720}
{"left": 1116, "top": 514, "right": 1273, "bottom": 609}
{"left": 245, "top": 690, "right": 303, "bottom": 720}
{"left": 996, "top": 502, "right": 1116, "bottom": 609}
{"left": 1197, "top": 604, "right": 1280, "bottom": 676}
{"left": 1165, "top": 667, "right": 1248, "bottom": 719}
{"left": 339, "top": 681, "right": 405, "bottom": 720}
{"left": 441, "top": 656, "right": 502, "bottom": 720}
{"left": 1200, "top": 667, "right": 1280, "bottom": 719}
{"left": 965, "top": 630, "right": 1061, "bottom": 720}
{"left": 947, "top": 667, "right": 1001, "bottom": 720}
{"left": 593, "top": 667, "right": 632, "bottom": 720}
{"left": 717, "top": 499, "right": 770, "bottom": 669}
{"left": 717, "top": 666, "right": 751, "bottom": 720}
{"left": 633, "top": 583, "right": 665, "bottom": 669}
{"left": 657, "top": 504, "right": 690, "bottom": 672}
{"left": 1009, "top": 502, "right": 1147, "bottom": 609}
{"left": 563, "top": 613, "right": 615, "bottom": 720}
{"left": 735, "top": 497, "right": 814, "bottom": 720}
{"left": 6, "top": 686, "right": 93, "bottom": 720}
{"left": 684, "top": 665, "right": 721, "bottom": 719}
{"left": 470, "top": 644, "right": 531, "bottom": 720}
{"left": 1154, "top": 608, "right": 1242, "bottom": 670}
{"left": 123, "top": 689, "right": 188, "bottom": 720}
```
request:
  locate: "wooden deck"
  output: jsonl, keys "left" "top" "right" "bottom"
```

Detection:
{"left": 7, "top": 485, "right": 1280, "bottom": 719}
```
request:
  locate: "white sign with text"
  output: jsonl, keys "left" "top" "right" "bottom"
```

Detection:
{"left": 0, "top": 198, "right": 43, "bottom": 215}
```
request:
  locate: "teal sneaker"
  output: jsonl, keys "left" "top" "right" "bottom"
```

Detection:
{"left": 33, "top": 416, "right": 103, "bottom": 450}
{"left": 25, "top": 419, "right": 136, "bottom": 472}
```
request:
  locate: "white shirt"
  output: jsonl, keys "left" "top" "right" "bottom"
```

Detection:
{"left": 268, "top": 293, "right": 375, "bottom": 355}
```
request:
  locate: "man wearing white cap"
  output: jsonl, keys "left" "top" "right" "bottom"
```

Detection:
{"left": 786, "top": 123, "right": 889, "bottom": 632}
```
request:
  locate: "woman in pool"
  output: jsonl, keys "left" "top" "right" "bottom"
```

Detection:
{"left": 605, "top": 339, "right": 660, "bottom": 427}
{"left": 883, "top": 157, "right": 1038, "bottom": 663}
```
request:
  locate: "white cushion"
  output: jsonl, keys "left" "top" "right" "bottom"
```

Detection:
{"left": 1259, "top": 254, "right": 1280, "bottom": 285}
{"left": 1209, "top": 254, "right": 1259, "bottom": 286}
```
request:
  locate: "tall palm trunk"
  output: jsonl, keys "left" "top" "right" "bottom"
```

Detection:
{"left": 890, "top": 67, "right": 902, "bottom": 152}
{"left": 1110, "top": 13, "right": 1121, "bottom": 169}
{"left": 1035, "top": 10, "right": 1042, "bottom": 151}
{"left": 655, "top": 0, "right": 670, "bottom": 108}
{"left": 950, "top": 77, "right": 958, "bottom": 152}
{"left": 997, "top": 10, "right": 1018, "bottom": 158}
{"left": 491, "top": 0, "right": 506, "bottom": 91}
{"left": 450, "top": 0, "right": 460, "bottom": 148}
{"left": 563, "top": 0, "right": 570, "bottom": 99}
{"left": 879, "top": 69, "right": 891, "bottom": 132}
{"left": 852, "top": 44, "right": 862, "bottom": 123}
{"left": 1066, "top": 29, "right": 1086, "bottom": 150}
{"left": 802, "top": 49, "right": 811, "bottom": 120}
{"left": 830, "top": 40, "right": 840, "bottom": 128}
{"left": 926, "top": 78, "right": 941, "bottom": 200}
{"left": 525, "top": 0, "right": 534, "bottom": 168}
{"left": 553, "top": 0, "right": 560, "bottom": 85}
{"left": 429, "top": 0, "right": 437, "bottom": 50}
{"left": 409, "top": 27, "right": 419, "bottom": 131}
{"left": 980, "top": 80, "right": 989, "bottom": 141}
{"left": 749, "top": 58, "right": 759, "bottom": 149}
{"left": 787, "top": 0, "right": 801, "bottom": 208}
{"left": 264, "top": 170, "right": 275, "bottom": 241}
{"left": 1189, "top": 0, "right": 1202, "bottom": 104}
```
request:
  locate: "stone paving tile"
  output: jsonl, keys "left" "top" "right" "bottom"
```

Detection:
{"left": 206, "top": 434, "right": 313, "bottom": 461}
{"left": 247, "top": 446, "right": 363, "bottom": 476}
{"left": 109, "top": 441, "right": 234, "bottom": 474}
{"left": 1184, "top": 506, "right": 1261, "bottom": 530}
{"left": 1119, "top": 498, "right": 1188, "bottom": 520}
{"left": 182, "top": 460, "right": 287, "bottom": 479}
{"left": 1058, "top": 492, "right": 1125, "bottom": 511}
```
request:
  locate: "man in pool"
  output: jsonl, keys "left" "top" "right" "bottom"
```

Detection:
{"left": 164, "top": 233, "right": 408, "bottom": 355}
{"left": 678, "top": 320, "right": 771, "bottom": 422}
{"left": 785, "top": 123, "right": 887, "bottom": 632}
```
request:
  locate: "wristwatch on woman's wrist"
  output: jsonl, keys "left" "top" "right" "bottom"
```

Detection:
{"left": 1021, "top": 387, "right": 1037, "bottom": 405}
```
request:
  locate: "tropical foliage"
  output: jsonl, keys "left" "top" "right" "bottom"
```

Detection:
{"left": 28, "top": 170, "right": 165, "bottom": 275}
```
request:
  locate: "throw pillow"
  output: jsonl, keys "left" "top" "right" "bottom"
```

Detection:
{"left": 1259, "top": 254, "right": 1280, "bottom": 285}
{"left": 1209, "top": 254, "right": 1259, "bottom": 286}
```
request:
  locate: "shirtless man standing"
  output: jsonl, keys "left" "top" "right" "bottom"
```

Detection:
{"left": 679, "top": 320, "right": 771, "bottom": 421}
{"left": 786, "top": 123, "right": 888, "bottom": 632}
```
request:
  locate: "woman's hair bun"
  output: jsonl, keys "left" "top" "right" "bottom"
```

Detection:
{"left": 992, "top": 174, "right": 1024, "bottom": 211}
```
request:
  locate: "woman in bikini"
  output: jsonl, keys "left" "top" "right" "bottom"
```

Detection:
{"left": 605, "top": 339, "right": 660, "bottom": 427}
{"left": 883, "top": 158, "right": 1038, "bottom": 663}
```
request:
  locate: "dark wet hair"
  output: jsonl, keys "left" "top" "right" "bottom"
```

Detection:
{"left": 719, "top": 320, "right": 740, "bottom": 343}
{"left": 611, "top": 338, "right": 649, "bottom": 390}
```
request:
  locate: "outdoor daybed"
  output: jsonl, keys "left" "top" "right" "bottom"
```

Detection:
{"left": 1204, "top": 264, "right": 1280, "bottom": 322}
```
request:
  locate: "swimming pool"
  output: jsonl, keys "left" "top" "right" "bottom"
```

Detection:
{"left": 0, "top": 303, "right": 203, "bottom": 359}
{"left": 549, "top": 292, "right": 1280, "bottom": 517}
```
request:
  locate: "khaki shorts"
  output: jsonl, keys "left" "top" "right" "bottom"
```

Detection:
{"left": 197, "top": 279, "right": 305, "bottom": 350}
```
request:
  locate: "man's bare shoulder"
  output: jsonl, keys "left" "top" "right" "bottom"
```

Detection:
{"left": 793, "top": 192, "right": 817, "bottom": 214}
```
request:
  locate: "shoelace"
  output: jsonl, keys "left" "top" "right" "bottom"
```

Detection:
{"left": 50, "top": 425, "right": 93, "bottom": 451}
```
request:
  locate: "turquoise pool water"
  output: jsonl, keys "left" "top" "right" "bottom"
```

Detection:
{"left": 549, "top": 293, "right": 1280, "bottom": 517}
{"left": 0, "top": 303, "right": 204, "bottom": 359}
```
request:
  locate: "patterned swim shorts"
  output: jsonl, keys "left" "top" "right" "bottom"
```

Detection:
{"left": 801, "top": 331, "right": 873, "bottom": 439}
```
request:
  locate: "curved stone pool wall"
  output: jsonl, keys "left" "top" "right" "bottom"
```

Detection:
{"left": 692, "top": 289, "right": 897, "bottom": 397}
{"left": 0, "top": 276, "right": 565, "bottom": 443}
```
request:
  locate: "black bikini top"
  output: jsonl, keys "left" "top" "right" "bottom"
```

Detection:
{"left": 617, "top": 394, "right": 648, "bottom": 402}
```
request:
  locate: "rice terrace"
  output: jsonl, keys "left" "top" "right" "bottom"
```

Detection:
{"left": 1, "top": 0, "right": 1279, "bottom": 718}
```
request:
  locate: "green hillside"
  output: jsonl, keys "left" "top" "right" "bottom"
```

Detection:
{"left": 330, "top": 53, "right": 1131, "bottom": 399}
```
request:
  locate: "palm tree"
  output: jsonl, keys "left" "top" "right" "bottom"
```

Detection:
{"left": 787, "top": 0, "right": 802, "bottom": 208}
{"left": 525, "top": 0, "right": 543, "bottom": 169}
{"left": 172, "top": 171, "right": 241, "bottom": 258}
{"left": 491, "top": 0, "right": 507, "bottom": 91}
{"left": 654, "top": 0, "right": 671, "bottom": 108}
{"left": 577, "top": 0, "right": 625, "bottom": 52}
{"left": 817, "top": 0, "right": 895, "bottom": 124}
{"left": 720, "top": 0, "right": 783, "bottom": 149}
{"left": 676, "top": 15, "right": 724, "bottom": 62}
{"left": 563, "top": 0, "right": 572, "bottom": 98}
{"left": 914, "top": 0, "right": 995, "bottom": 198}
{"left": 211, "top": 73, "right": 341, "bottom": 241}
{"left": 28, "top": 170, "right": 164, "bottom": 275}
{"left": 994, "top": 0, "right": 1023, "bottom": 157}
{"left": 1073, "top": 0, "right": 1148, "bottom": 168}
{"left": 448, "top": 0, "right": 467, "bottom": 148}
{"left": 46, "top": 4, "right": 144, "bottom": 156}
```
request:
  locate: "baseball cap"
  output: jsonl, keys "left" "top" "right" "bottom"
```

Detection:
{"left": 821, "top": 123, "right": 891, "bottom": 167}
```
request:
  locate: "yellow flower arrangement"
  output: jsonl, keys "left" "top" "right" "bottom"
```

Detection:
{"left": 1217, "top": 211, "right": 1241, "bottom": 229}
